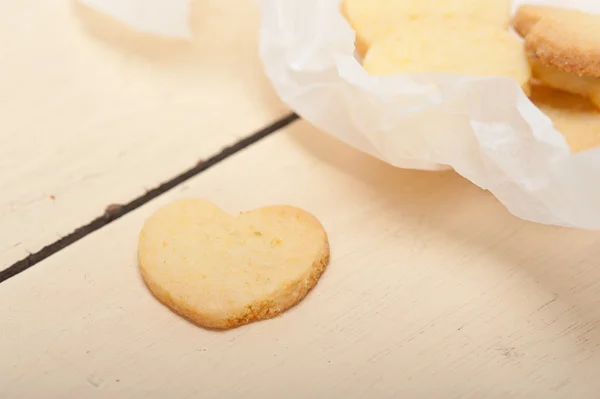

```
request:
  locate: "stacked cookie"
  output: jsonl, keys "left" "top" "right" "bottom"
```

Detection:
{"left": 515, "top": 5, "right": 600, "bottom": 109}
{"left": 514, "top": 5, "right": 600, "bottom": 152}
{"left": 342, "top": 0, "right": 600, "bottom": 153}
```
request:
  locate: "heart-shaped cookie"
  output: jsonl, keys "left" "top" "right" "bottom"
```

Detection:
{"left": 138, "top": 199, "right": 330, "bottom": 330}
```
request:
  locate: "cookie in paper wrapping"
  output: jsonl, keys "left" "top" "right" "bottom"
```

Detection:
{"left": 525, "top": 10, "right": 600, "bottom": 77}
{"left": 363, "top": 19, "right": 531, "bottom": 91}
{"left": 255, "top": 0, "right": 600, "bottom": 229}
{"left": 530, "top": 84, "right": 600, "bottom": 153}
{"left": 530, "top": 59, "right": 600, "bottom": 110}
{"left": 512, "top": 5, "right": 587, "bottom": 37}
{"left": 342, "top": 0, "right": 511, "bottom": 57}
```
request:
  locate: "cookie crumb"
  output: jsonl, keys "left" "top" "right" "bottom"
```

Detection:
{"left": 104, "top": 204, "right": 122, "bottom": 217}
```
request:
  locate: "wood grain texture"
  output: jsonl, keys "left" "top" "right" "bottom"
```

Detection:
{"left": 0, "top": 0, "right": 288, "bottom": 268}
{"left": 2, "top": 121, "right": 600, "bottom": 398}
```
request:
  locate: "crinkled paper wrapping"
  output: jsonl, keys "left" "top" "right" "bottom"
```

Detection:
{"left": 79, "top": 0, "right": 600, "bottom": 229}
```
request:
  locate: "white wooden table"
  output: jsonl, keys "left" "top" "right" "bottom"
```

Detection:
{"left": 2, "top": 2, "right": 600, "bottom": 398}
{"left": 0, "top": 0, "right": 289, "bottom": 269}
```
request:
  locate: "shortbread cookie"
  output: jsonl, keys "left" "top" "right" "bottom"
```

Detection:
{"left": 530, "top": 59, "right": 600, "bottom": 110}
{"left": 342, "top": 0, "right": 511, "bottom": 57}
{"left": 530, "top": 84, "right": 600, "bottom": 153}
{"left": 512, "top": 5, "right": 586, "bottom": 37}
{"left": 138, "top": 199, "right": 330, "bottom": 330}
{"left": 525, "top": 11, "right": 600, "bottom": 77}
{"left": 363, "top": 19, "right": 531, "bottom": 89}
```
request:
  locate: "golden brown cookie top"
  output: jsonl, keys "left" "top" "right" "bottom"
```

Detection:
{"left": 138, "top": 199, "right": 330, "bottom": 330}
{"left": 525, "top": 11, "right": 600, "bottom": 77}
{"left": 512, "top": 5, "right": 585, "bottom": 37}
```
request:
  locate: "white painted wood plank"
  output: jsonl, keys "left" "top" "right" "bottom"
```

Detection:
{"left": 0, "top": 0, "right": 288, "bottom": 268}
{"left": 2, "top": 121, "right": 600, "bottom": 398}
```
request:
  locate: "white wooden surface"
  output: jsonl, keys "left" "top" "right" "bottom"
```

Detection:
{"left": 0, "top": 0, "right": 288, "bottom": 268}
{"left": 2, "top": 121, "right": 600, "bottom": 398}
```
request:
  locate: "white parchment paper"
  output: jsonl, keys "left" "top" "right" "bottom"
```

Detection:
{"left": 78, "top": 0, "right": 600, "bottom": 229}
{"left": 78, "top": 0, "right": 191, "bottom": 38}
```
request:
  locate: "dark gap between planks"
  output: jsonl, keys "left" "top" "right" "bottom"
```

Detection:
{"left": 0, "top": 113, "right": 300, "bottom": 284}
